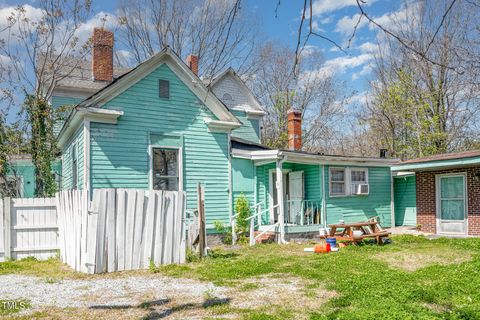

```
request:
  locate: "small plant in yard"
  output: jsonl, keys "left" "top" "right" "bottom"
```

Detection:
{"left": 212, "top": 195, "right": 251, "bottom": 245}
{"left": 213, "top": 220, "right": 233, "bottom": 245}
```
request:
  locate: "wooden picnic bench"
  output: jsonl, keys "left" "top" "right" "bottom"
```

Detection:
{"left": 322, "top": 220, "right": 391, "bottom": 245}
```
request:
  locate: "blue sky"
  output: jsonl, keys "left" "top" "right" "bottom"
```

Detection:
{"left": 0, "top": 0, "right": 406, "bottom": 110}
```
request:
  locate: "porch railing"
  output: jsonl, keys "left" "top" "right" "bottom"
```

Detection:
{"left": 284, "top": 200, "right": 323, "bottom": 226}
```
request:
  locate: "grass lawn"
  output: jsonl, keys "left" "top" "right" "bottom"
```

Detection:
{"left": 159, "top": 235, "right": 480, "bottom": 319}
{"left": 1, "top": 235, "right": 480, "bottom": 319}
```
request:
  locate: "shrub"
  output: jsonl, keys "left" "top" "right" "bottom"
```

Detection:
{"left": 235, "top": 194, "right": 251, "bottom": 235}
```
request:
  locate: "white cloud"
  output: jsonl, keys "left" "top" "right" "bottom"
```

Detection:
{"left": 351, "top": 64, "right": 373, "bottom": 80}
{"left": 335, "top": 13, "right": 368, "bottom": 35}
{"left": 322, "top": 53, "right": 373, "bottom": 74}
{"left": 357, "top": 41, "right": 378, "bottom": 54}
{"left": 74, "top": 12, "right": 118, "bottom": 45}
{"left": 312, "top": 0, "right": 377, "bottom": 16}
{"left": 0, "top": 4, "right": 43, "bottom": 30}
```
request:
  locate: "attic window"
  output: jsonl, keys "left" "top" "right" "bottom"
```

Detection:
{"left": 159, "top": 79, "right": 170, "bottom": 99}
{"left": 222, "top": 93, "right": 233, "bottom": 103}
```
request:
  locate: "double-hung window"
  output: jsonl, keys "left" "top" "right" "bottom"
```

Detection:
{"left": 152, "top": 148, "right": 179, "bottom": 191}
{"left": 330, "top": 168, "right": 346, "bottom": 196}
{"left": 330, "top": 167, "right": 369, "bottom": 196}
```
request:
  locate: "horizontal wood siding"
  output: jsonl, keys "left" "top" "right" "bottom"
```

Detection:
{"left": 324, "top": 165, "right": 392, "bottom": 227}
{"left": 90, "top": 64, "right": 230, "bottom": 226}
{"left": 232, "top": 158, "right": 255, "bottom": 213}
{"left": 61, "top": 126, "right": 84, "bottom": 190}
{"left": 231, "top": 110, "right": 260, "bottom": 143}
{"left": 253, "top": 162, "right": 321, "bottom": 222}
{"left": 394, "top": 175, "right": 417, "bottom": 226}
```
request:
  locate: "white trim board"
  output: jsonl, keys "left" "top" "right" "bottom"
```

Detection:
{"left": 435, "top": 172, "right": 468, "bottom": 235}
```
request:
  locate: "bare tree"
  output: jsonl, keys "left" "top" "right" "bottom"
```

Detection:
{"left": 116, "top": 0, "right": 257, "bottom": 79}
{"left": 0, "top": 0, "right": 93, "bottom": 196}
{"left": 363, "top": 0, "right": 480, "bottom": 159}
{"left": 248, "top": 42, "right": 349, "bottom": 152}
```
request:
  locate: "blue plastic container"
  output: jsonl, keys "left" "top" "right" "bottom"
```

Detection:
{"left": 326, "top": 237, "right": 337, "bottom": 249}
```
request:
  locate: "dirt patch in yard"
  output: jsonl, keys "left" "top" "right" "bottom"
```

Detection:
{"left": 375, "top": 248, "right": 472, "bottom": 271}
{"left": 228, "top": 274, "right": 336, "bottom": 312}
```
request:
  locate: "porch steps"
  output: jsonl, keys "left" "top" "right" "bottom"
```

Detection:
{"left": 254, "top": 231, "right": 276, "bottom": 244}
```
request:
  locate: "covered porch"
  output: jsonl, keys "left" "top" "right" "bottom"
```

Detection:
{"left": 249, "top": 154, "right": 326, "bottom": 242}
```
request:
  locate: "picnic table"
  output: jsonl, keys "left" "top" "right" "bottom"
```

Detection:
{"left": 322, "top": 220, "right": 390, "bottom": 244}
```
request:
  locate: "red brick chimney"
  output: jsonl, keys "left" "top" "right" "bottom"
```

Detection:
{"left": 287, "top": 108, "right": 302, "bottom": 151}
{"left": 92, "top": 28, "right": 114, "bottom": 82}
{"left": 186, "top": 54, "right": 199, "bottom": 76}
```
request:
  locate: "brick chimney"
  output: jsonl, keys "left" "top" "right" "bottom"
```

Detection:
{"left": 287, "top": 108, "right": 302, "bottom": 151}
{"left": 186, "top": 54, "right": 199, "bottom": 76}
{"left": 92, "top": 28, "right": 114, "bottom": 82}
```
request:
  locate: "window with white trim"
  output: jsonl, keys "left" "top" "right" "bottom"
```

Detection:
{"left": 330, "top": 168, "right": 346, "bottom": 195}
{"left": 152, "top": 148, "right": 179, "bottom": 191}
{"left": 330, "top": 167, "right": 369, "bottom": 196}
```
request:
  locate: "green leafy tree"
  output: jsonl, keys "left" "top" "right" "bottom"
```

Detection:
{"left": 25, "top": 96, "right": 57, "bottom": 196}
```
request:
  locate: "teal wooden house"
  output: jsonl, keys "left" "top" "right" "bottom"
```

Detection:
{"left": 11, "top": 28, "right": 399, "bottom": 237}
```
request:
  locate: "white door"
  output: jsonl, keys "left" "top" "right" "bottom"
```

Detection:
{"left": 288, "top": 171, "right": 304, "bottom": 224}
{"left": 436, "top": 174, "right": 467, "bottom": 235}
{"left": 269, "top": 171, "right": 288, "bottom": 223}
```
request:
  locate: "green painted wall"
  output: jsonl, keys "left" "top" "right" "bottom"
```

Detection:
{"left": 8, "top": 159, "right": 62, "bottom": 197}
{"left": 231, "top": 109, "right": 260, "bottom": 143}
{"left": 61, "top": 125, "right": 84, "bottom": 190}
{"left": 89, "top": 64, "right": 230, "bottom": 227}
{"left": 254, "top": 162, "right": 322, "bottom": 223}
{"left": 324, "top": 165, "right": 392, "bottom": 227}
{"left": 394, "top": 175, "right": 417, "bottom": 226}
{"left": 232, "top": 157, "right": 255, "bottom": 211}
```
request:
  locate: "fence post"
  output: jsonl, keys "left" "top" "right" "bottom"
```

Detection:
{"left": 3, "top": 197, "right": 11, "bottom": 260}
{"left": 197, "top": 183, "right": 206, "bottom": 258}
{"left": 249, "top": 217, "right": 255, "bottom": 246}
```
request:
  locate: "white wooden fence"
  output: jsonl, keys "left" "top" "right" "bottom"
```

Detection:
{"left": 0, "top": 197, "right": 58, "bottom": 261}
{"left": 57, "top": 189, "right": 186, "bottom": 274}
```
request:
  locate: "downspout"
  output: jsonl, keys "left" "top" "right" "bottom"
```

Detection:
{"left": 227, "top": 132, "right": 234, "bottom": 236}
{"left": 390, "top": 173, "right": 395, "bottom": 229}
{"left": 83, "top": 119, "right": 91, "bottom": 201}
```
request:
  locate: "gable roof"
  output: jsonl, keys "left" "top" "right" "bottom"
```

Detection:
{"left": 77, "top": 47, "right": 240, "bottom": 125}
{"left": 209, "top": 67, "right": 265, "bottom": 113}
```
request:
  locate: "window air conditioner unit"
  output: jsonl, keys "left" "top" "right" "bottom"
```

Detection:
{"left": 352, "top": 183, "right": 369, "bottom": 195}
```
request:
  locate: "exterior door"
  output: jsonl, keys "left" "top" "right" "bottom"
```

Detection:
{"left": 269, "top": 171, "right": 288, "bottom": 223}
{"left": 436, "top": 174, "right": 467, "bottom": 234}
{"left": 288, "top": 171, "right": 304, "bottom": 224}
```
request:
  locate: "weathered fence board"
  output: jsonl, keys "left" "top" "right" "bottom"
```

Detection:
{"left": 57, "top": 189, "right": 186, "bottom": 274}
{"left": 0, "top": 197, "right": 58, "bottom": 261}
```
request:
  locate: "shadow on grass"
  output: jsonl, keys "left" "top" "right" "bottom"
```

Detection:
{"left": 89, "top": 297, "right": 231, "bottom": 319}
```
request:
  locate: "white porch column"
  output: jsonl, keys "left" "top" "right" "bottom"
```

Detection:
{"left": 276, "top": 159, "right": 286, "bottom": 243}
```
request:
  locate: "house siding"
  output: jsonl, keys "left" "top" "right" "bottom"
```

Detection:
{"left": 324, "top": 165, "right": 392, "bottom": 227}
{"left": 61, "top": 125, "right": 84, "bottom": 190}
{"left": 254, "top": 162, "right": 322, "bottom": 223}
{"left": 231, "top": 109, "right": 260, "bottom": 143}
{"left": 394, "top": 175, "right": 416, "bottom": 226}
{"left": 89, "top": 63, "right": 230, "bottom": 227}
{"left": 232, "top": 157, "right": 255, "bottom": 213}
